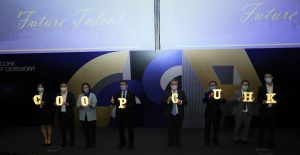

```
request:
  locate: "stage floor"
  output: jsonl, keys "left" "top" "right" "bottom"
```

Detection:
{"left": 0, "top": 127, "right": 299, "bottom": 155}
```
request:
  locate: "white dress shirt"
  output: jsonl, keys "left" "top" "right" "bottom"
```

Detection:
{"left": 61, "top": 91, "right": 68, "bottom": 112}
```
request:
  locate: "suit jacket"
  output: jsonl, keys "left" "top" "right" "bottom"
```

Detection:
{"left": 76, "top": 93, "right": 97, "bottom": 121}
{"left": 232, "top": 89, "right": 255, "bottom": 117}
{"left": 56, "top": 91, "right": 75, "bottom": 119}
{"left": 162, "top": 89, "right": 188, "bottom": 120}
{"left": 203, "top": 91, "right": 226, "bottom": 118}
{"left": 257, "top": 84, "right": 280, "bottom": 115}
{"left": 113, "top": 91, "right": 136, "bottom": 120}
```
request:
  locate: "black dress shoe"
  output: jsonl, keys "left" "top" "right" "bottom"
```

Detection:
{"left": 61, "top": 142, "right": 67, "bottom": 147}
{"left": 268, "top": 143, "right": 276, "bottom": 149}
{"left": 204, "top": 141, "right": 210, "bottom": 146}
{"left": 213, "top": 141, "right": 220, "bottom": 146}
{"left": 257, "top": 142, "right": 263, "bottom": 148}
{"left": 241, "top": 141, "right": 249, "bottom": 145}
{"left": 168, "top": 142, "right": 174, "bottom": 148}
{"left": 69, "top": 142, "right": 74, "bottom": 147}
{"left": 175, "top": 142, "right": 182, "bottom": 148}
{"left": 118, "top": 143, "right": 126, "bottom": 149}
{"left": 233, "top": 140, "right": 240, "bottom": 144}
{"left": 128, "top": 144, "right": 134, "bottom": 149}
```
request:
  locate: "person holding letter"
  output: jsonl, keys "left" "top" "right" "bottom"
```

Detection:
{"left": 111, "top": 80, "right": 136, "bottom": 149}
{"left": 232, "top": 80, "right": 254, "bottom": 144}
{"left": 203, "top": 81, "right": 226, "bottom": 146}
{"left": 76, "top": 83, "right": 97, "bottom": 148}
{"left": 56, "top": 82, "right": 76, "bottom": 147}
{"left": 162, "top": 79, "right": 188, "bottom": 148}
{"left": 34, "top": 82, "right": 54, "bottom": 146}
{"left": 257, "top": 73, "right": 280, "bottom": 148}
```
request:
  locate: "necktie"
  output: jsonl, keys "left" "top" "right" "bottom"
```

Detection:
{"left": 243, "top": 103, "right": 247, "bottom": 111}
{"left": 171, "top": 91, "right": 178, "bottom": 116}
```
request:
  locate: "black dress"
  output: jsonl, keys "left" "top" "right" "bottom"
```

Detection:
{"left": 35, "top": 92, "right": 54, "bottom": 125}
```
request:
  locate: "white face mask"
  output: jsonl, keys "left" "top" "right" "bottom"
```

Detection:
{"left": 37, "top": 87, "right": 44, "bottom": 93}
{"left": 241, "top": 85, "right": 248, "bottom": 91}
{"left": 120, "top": 85, "right": 127, "bottom": 91}
{"left": 171, "top": 85, "right": 178, "bottom": 91}
{"left": 265, "top": 78, "right": 273, "bottom": 84}
{"left": 60, "top": 87, "right": 67, "bottom": 92}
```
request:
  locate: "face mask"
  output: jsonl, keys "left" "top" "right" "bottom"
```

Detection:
{"left": 171, "top": 85, "right": 178, "bottom": 91}
{"left": 37, "top": 87, "right": 44, "bottom": 92}
{"left": 209, "top": 86, "right": 216, "bottom": 91}
{"left": 83, "top": 88, "right": 89, "bottom": 94}
{"left": 60, "top": 87, "right": 67, "bottom": 92}
{"left": 265, "top": 78, "right": 272, "bottom": 84}
{"left": 120, "top": 85, "right": 127, "bottom": 91}
{"left": 241, "top": 85, "right": 248, "bottom": 91}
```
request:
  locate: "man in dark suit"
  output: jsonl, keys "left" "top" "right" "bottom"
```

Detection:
{"left": 257, "top": 73, "right": 280, "bottom": 148}
{"left": 111, "top": 80, "right": 136, "bottom": 149}
{"left": 162, "top": 79, "right": 188, "bottom": 148}
{"left": 203, "top": 81, "right": 226, "bottom": 146}
{"left": 56, "top": 82, "right": 76, "bottom": 147}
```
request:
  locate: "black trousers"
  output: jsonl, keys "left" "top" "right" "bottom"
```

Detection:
{"left": 81, "top": 117, "right": 96, "bottom": 146}
{"left": 204, "top": 115, "right": 220, "bottom": 143}
{"left": 166, "top": 115, "right": 183, "bottom": 144}
{"left": 258, "top": 109, "right": 277, "bottom": 146}
{"left": 58, "top": 113, "right": 75, "bottom": 144}
{"left": 117, "top": 114, "right": 134, "bottom": 145}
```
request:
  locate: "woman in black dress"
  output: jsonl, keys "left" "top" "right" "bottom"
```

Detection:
{"left": 34, "top": 82, "right": 54, "bottom": 146}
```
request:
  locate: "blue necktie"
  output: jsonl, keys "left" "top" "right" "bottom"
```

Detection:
{"left": 122, "top": 91, "right": 126, "bottom": 98}
{"left": 171, "top": 91, "right": 178, "bottom": 116}
{"left": 172, "top": 104, "right": 177, "bottom": 116}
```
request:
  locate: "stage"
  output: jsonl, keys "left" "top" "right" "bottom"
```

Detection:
{"left": 0, "top": 127, "right": 299, "bottom": 155}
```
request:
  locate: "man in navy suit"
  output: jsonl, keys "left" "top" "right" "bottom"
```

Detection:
{"left": 111, "top": 80, "right": 136, "bottom": 149}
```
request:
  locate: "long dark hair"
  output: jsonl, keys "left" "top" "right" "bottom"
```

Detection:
{"left": 81, "top": 82, "right": 91, "bottom": 96}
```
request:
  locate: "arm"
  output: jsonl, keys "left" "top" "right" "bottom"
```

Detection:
{"left": 161, "top": 91, "right": 169, "bottom": 105}
{"left": 231, "top": 91, "right": 241, "bottom": 105}
{"left": 202, "top": 92, "right": 210, "bottom": 103}
{"left": 179, "top": 90, "right": 188, "bottom": 106}
{"left": 43, "top": 92, "right": 51, "bottom": 106}
{"left": 257, "top": 86, "right": 263, "bottom": 104}
{"left": 221, "top": 95, "right": 226, "bottom": 104}
{"left": 68, "top": 92, "right": 76, "bottom": 107}
{"left": 90, "top": 93, "right": 97, "bottom": 108}
{"left": 126, "top": 93, "right": 136, "bottom": 107}
{"left": 76, "top": 94, "right": 82, "bottom": 108}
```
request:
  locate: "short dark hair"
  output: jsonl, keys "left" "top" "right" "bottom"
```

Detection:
{"left": 37, "top": 82, "right": 45, "bottom": 88}
{"left": 120, "top": 80, "right": 128, "bottom": 85}
{"left": 60, "top": 82, "right": 68, "bottom": 86}
{"left": 81, "top": 82, "right": 91, "bottom": 93}
{"left": 264, "top": 73, "right": 273, "bottom": 77}
{"left": 170, "top": 78, "right": 178, "bottom": 83}
{"left": 209, "top": 80, "right": 217, "bottom": 86}
{"left": 241, "top": 80, "right": 249, "bottom": 85}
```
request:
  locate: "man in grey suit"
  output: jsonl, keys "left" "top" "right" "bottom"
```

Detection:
{"left": 232, "top": 80, "right": 255, "bottom": 144}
